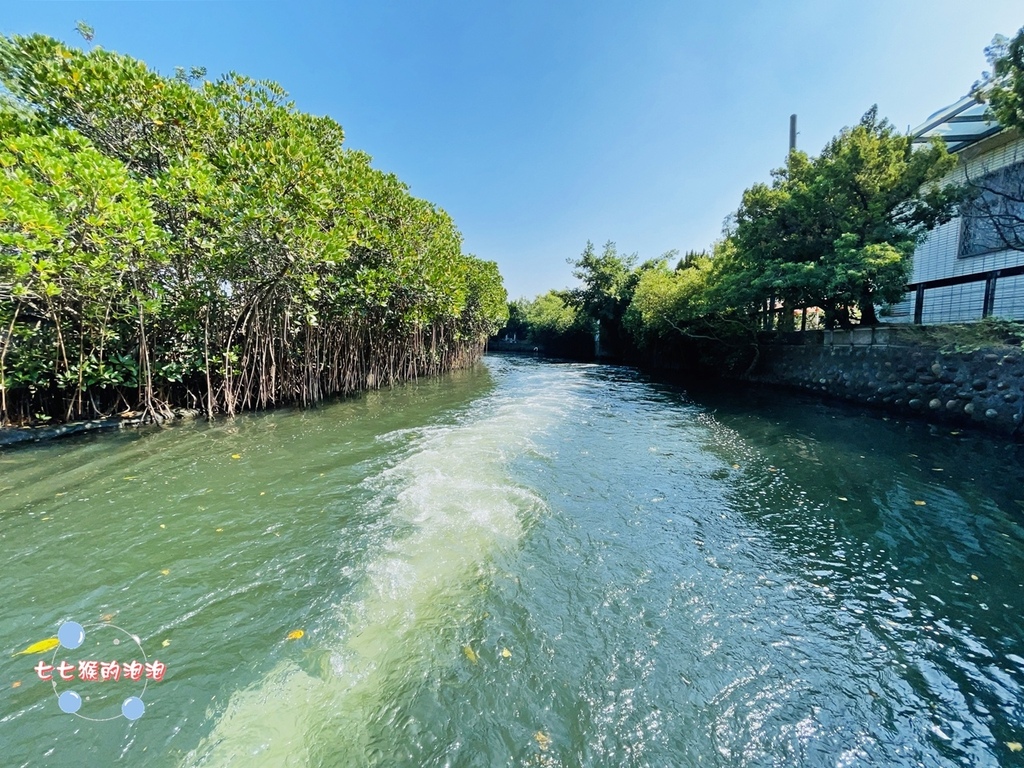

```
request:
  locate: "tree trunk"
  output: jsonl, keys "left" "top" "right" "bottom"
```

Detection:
{"left": 859, "top": 290, "right": 879, "bottom": 326}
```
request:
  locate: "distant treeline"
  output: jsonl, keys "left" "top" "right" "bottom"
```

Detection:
{"left": 0, "top": 30, "right": 507, "bottom": 426}
{"left": 504, "top": 107, "right": 962, "bottom": 371}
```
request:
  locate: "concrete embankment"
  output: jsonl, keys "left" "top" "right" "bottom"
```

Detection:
{"left": 748, "top": 327, "right": 1024, "bottom": 436}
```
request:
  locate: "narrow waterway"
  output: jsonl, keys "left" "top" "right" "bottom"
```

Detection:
{"left": 1, "top": 356, "right": 1023, "bottom": 767}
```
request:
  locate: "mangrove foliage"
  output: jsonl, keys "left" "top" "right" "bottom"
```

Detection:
{"left": 0, "top": 32, "right": 508, "bottom": 426}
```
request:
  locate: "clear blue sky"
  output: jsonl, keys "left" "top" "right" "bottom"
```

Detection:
{"left": 3, "top": 2, "right": 1023, "bottom": 299}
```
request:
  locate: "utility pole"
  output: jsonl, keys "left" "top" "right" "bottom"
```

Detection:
{"left": 789, "top": 114, "right": 797, "bottom": 154}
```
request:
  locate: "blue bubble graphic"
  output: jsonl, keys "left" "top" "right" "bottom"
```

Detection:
{"left": 57, "top": 621, "right": 85, "bottom": 650}
{"left": 122, "top": 696, "right": 145, "bottom": 721}
{"left": 58, "top": 690, "right": 82, "bottom": 714}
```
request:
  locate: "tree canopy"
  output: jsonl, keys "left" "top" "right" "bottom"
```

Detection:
{"left": 979, "top": 25, "right": 1024, "bottom": 132}
{"left": 501, "top": 108, "right": 959, "bottom": 369}
{"left": 728, "top": 107, "right": 959, "bottom": 327}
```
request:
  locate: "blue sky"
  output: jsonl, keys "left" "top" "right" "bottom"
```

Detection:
{"left": 3, "top": 2, "right": 1023, "bottom": 299}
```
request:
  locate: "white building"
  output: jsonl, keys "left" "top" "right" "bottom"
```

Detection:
{"left": 886, "top": 96, "right": 1024, "bottom": 324}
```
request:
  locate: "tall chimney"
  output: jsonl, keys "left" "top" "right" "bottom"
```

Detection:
{"left": 789, "top": 114, "right": 797, "bottom": 153}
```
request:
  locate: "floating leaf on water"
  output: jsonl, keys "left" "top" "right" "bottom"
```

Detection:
{"left": 215, "top": 528, "right": 223, "bottom": 533}
{"left": 13, "top": 638, "right": 59, "bottom": 656}
{"left": 260, "top": 491, "right": 265, "bottom": 496}
{"left": 501, "top": 647, "right": 512, "bottom": 658}
{"left": 837, "top": 497, "right": 848, "bottom": 502}
{"left": 534, "top": 731, "right": 552, "bottom": 750}
{"left": 970, "top": 574, "right": 979, "bottom": 581}
{"left": 287, "top": 629, "right": 305, "bottom": 640}
{"left": 463, "top": 645, "right": 478, "bottom": 664}
{"left": 231, "top": 454, "right": 241, "bottom": 460}
{"left": 161, "top": 639, "right": 170, "bottom": 648}
{"left": 914, "top": 500, "right": 926, "bottom": 506}
{"left": 11, "top": 681, "right": 21, "bottom": 688}
{"left": 160, "top": 569, "right": 170, "bottom": 576}
{"left": 732, "top": 464, "right": 740, "bottom": 469}
{"left": 100, "top": 613, "right": 116, "bottom": 622}
{"left": 768, "top": 466, "right": 778, "bottom": 472}
{"left": 1008, "top": 741, "right": 1022, "bottom": 752}
{"left": 159, "top": 524, "right": 166, "bottom": 529}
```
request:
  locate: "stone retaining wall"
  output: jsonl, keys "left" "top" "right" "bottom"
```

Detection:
{"left": 749, "top": 336, "right": 1024, "bottom": 436}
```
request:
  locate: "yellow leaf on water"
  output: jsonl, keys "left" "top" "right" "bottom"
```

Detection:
{"left": 231, "top": 454, "right": 241, "bottom": 460}
{"left": 287, "top": 629, "right": 305, "bottom": 640}
{"left": 215, "top": 528, "right": 223, "bottom": 533}
{"left": 13, "top": 638, "right": 59, "bottom": 656}
{"left": 732, "top": 464, "right": 740, "bottom": 469}
{"left": 260, "top": 491, "right": 265, "bottom": 496}
{"left": 160, "top": 569, "right": 170, "bottom": 576}
{"left": 463, "top": 645, "right": 478, "bottom": 664}
{"left": 100, "top": 613, "right": 116, "bottom": 622}
{"left": 534, "top": 731, "right": 551, "bottom": 750}
{"left": 501, "top": 647, "right": 512, "bottom": 658}
{"left": 970, "top": 574, "right": 979, "bottom": 581}
{"left": 914, "top": 500, "right": 926, "bottom": 506}
{"left": 11, "top": 681, "right": 21, "bottom": 688}
{"left": 159, "top": 524, "right": 166, "bottom": 529}
{"left": 1007, "top": 741, "right": 1022, "bottom": 752}
{"left": 161, "top": 639, "right": 170, "bottom": 648}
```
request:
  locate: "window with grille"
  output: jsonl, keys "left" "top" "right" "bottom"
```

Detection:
{"left": 959, "top": 160, "right": 1024, "bottom": 257}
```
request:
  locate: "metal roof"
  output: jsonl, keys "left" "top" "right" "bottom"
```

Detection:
{"left": 911, "top": 95, "right": 1003, "bottom": 153}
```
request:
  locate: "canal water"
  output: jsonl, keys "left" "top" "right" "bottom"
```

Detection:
{"left": 1, "top": 355, "right": 1023, "bottom": 767}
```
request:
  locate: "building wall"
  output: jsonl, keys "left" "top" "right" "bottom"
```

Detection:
{"left": 886, "top": 132, "right": 1024, "bottom": 324}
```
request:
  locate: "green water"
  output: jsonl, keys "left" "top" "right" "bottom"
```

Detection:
{"left": 2, "top": 356, "right": 1023, "bottom": 767}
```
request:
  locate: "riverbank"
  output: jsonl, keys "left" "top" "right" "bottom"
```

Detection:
{"left": 0, "top": 408, "right": 203, "bottom": 448}
{"left": 746, "top": 326, "right": 1024, "bottom": 437}
{"left": 1, "top": 348, "right": 492, "bottom": 448}
{"left": 493, "top": 323, "right": 1024, "bottom": 439}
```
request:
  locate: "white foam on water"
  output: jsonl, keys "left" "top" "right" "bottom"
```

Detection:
{"left": 183, "top": 368, "right": 578, "bottom": 767}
